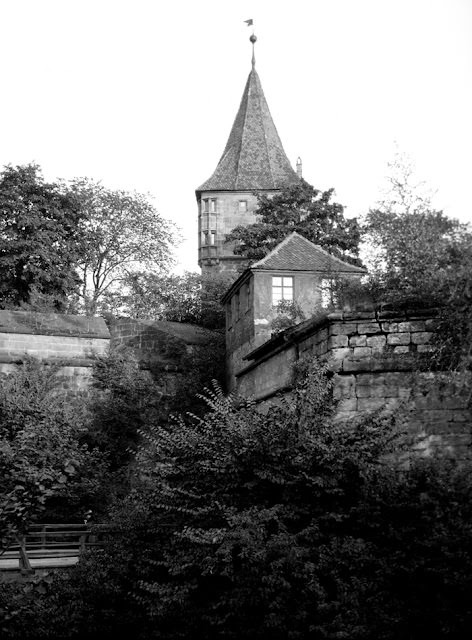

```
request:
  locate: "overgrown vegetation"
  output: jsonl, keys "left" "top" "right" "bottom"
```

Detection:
{"left": 2, "top": 359, "right": 472, "bottom": 639}
{"left": 0, "top": 359, "right": 109, "bottom": 549}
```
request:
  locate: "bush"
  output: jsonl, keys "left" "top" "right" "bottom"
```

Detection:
{"left": 0, "top": 359, "right": 108, "bottom": 548}
{"left": 3, "top": 358, "right": 472, "bottom": 639}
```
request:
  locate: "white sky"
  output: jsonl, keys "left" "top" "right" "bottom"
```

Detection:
{"left": 1, "top": 0, "right": 471, "bottom": 273}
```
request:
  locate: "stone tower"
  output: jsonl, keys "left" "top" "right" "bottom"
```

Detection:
{"left": 196, "top": 35, "right": 300, "bottom": 274}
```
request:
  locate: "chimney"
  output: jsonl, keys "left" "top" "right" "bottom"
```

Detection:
{"left": 296, "top": 156, "right": 302, "bottom": 179}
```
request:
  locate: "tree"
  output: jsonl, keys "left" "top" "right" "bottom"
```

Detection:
{"left": 0, "top": 164, "right": 85, "bottom": 310}
{"left": 8, "top": 358, "right": 472, "bottom": 639}
{"left": 101, "top": 270, "right": 234, "bottom": 330}
{"left": 359, "top": 149, "right": 472, "bottom": 311}
{"left": 69, "top": 179, "right": 179, "bottom": 316}
{"left": 226, "top": 179, "right": 361, "bottom": 264}
{"left": 0, "top": 359, "right": 108, "bottom": 551}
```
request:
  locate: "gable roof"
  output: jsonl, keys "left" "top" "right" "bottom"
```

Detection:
{"left": 221, "top": 232, "right": 365, "bottom": 304}
{"left": 251, "top": 232, "right": 366, "bottom": 273}
{"left": 197, "top": 67, "right": 299, "bottom": 192}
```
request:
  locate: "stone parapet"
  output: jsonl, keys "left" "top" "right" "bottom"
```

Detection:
{"left": 236, "top": 309, "right": 471, "bottom": 459}
{"left": 0, "top": 310, "right": 110, "bottom": 392}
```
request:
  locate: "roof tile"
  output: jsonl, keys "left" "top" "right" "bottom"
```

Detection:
{"left": 251, "top": 232, "right": 366, "bottom": 273}
{"left": 197, "top": 68, "right": 299, "bottom": 192}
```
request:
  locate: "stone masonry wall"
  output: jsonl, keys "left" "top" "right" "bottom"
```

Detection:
{"left": 0, "top": 311, "right": 110, "bottom": 392}
{"left": 236, "top": 310, "right": 471, "bottom": 458}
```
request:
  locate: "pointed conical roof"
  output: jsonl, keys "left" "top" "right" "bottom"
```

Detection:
{"left": 197, "top": 66, "right": 299, "bottom": 192}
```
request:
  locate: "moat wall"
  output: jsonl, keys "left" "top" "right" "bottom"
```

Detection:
{"left": 236, "top": 309, "right": 471, "bottom": 458}
{"left": 0, "top": 310, "right": 110, "bottom": 392}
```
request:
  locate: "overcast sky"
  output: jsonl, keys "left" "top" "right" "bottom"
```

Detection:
{"left": 1, "top": 0, "right": 471, "bottom": 273}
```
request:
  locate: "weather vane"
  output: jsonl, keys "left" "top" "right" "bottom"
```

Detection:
{"left": 244, "top": 19, "right": 257, "bottom": 67}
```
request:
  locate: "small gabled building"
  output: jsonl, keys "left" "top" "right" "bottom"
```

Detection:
{"left": 221, "top": 231, "right": 366, "bottom": 390}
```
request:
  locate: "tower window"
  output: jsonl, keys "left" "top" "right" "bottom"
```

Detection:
{"left": 272, "top": 276, "right": 293, "bottom": 306}
{"left": 239, "top": 200, "right": 248, "bottom": 213}
{"left": 201, "top": 231, "right": 216, "bottom": 246}
{"left": 210, "top": 198, "right": 217, "bottom": 213}
{"left": 202, "top": 199, "right": 209, "bottom": 213}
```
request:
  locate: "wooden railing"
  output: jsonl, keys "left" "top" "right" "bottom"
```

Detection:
{"left": 0, "top": 523, "right": 110, "bottom": 574}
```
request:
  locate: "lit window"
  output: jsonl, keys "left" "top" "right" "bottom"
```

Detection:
{"left": 210, "top": 231, "right": 216, "bottom": 245}
{"left": 272, "top": 276, "right": 293, "bottom": 306}
{"left": 239, "top": 200, "right": 248, "bottom": 213}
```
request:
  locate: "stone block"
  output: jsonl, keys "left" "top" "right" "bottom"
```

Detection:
{"left": 357, "top": 398, "right": 386, "bottom": 412}
{"left": 382, "top": 322, "right": 398, "bottom": 332}
{"left": 452, "top": 410, "right": 471, "bottom": 422}
{"left": 337, "top": 398, "right": 358, "bottom": 412}
{"left": 333, "top": 374, "right": 356, "bottom": 399}
{"left": 342, "top": 358, "right": 374, "bottom": 373}
{"left": 385, "top": 372, "right": 404, "bottom": 385}
{"left": 393, "top": 346, "right": 410, "bottom": 354}
{"left": 411, "top": 331, "right": 433, "bottom": 345}
{"left": 328, "top": 335, "right": 349, "bottom": 349}
{"left": 417, "top": 344, "right": 435, "bottom": 353}
{"left": 357, "top": 373, "right": 382, "bottom": 385}
{"left": 423, "top": 409, "right": 453, "bottom": 423}
{"left": 329, "top": 323, "right": 350, "bottom": 336}
{"left": 387, "top": 333, "right": 411, "bottom": 346}
{"left": 349, "top": 335, "right": 366, "bottom": 347}
{"left": 343, "top": 311, "right": 376, "bottom": 320}
{"left": 357, "top": 322, "right": 382, "bottom": 335}
{"left": 370, "top": 385, "right": 388, "bottom": 398}
{"left": 353, "top": 346, "right": 372, "bottom": 358}
{"left": 398, "top": 321, "right": 426, "bottom": 332}
{"left": 366, "top": 335, "right": 387, "bottom": 351}
{"left": 383, "top": 386, "right": 399, "bottom": 398}
{"left": 356, "top": 385, "right": 372, "bottom": 398}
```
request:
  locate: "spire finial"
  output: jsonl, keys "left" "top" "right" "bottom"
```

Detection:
{"left": 244, "top": 19, "right": 256, "bottom": 68}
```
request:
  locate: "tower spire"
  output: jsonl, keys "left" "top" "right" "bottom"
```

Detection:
{"left": 244, "top": 19, "right": 256, "bottom": 68}
{"left": 250, "top": 33, "right": 257, "bottom": 68}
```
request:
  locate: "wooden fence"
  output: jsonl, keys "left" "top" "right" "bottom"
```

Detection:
{"left": 0, "top": 523, "right": 109, "bottom": 574}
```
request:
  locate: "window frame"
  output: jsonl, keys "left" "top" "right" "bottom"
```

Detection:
{"left": 272, "top": 276, "right": 294, "bottom": 307}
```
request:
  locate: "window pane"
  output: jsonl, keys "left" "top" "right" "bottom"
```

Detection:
{"left": 273, "top": 277, "right": 282, "bottom": 287}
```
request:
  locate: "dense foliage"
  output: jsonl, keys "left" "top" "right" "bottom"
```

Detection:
{"left": 0, "top": 360, "right": 108, "bottom": 550}
{"left": 226, "top": 179, "right": 361, "bottom": 265}
{"left": 3, "top": 359, "right": 472, "bottom": 639}
{"left": 102, "top": 270, "right": 234, "bottom": 331}
{"left": 0, "top": 165, "right": 85, "bottom": 310}
{"left": 0, "top": 165, "right": 180, "bottom": 316}
{"left": 69, "top": 178, "right": 179, "bottom": 316}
